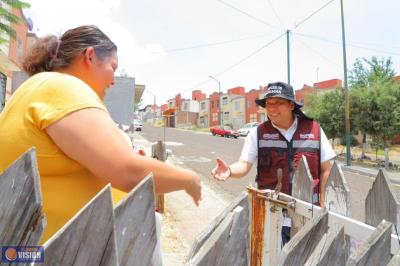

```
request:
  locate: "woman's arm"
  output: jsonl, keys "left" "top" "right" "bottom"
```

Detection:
{"left": 45, "top": 108, "right": 201, "bottom": 205}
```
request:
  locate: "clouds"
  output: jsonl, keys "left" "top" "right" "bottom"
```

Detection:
{"left": 24, "top": 0, "right": 400, "bottom": 105}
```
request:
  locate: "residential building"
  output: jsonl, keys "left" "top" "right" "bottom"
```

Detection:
{"left": 209, "top": 92, "right": 221, "bottom": 127}
{"left": 218, "top": 87, "right": 245, "bottom": 129}
{"left": 176, "top": 99, "right": 199, "bottom": 127}
{"left": 295, "top": 79, "right": 342, "bottom": 108}
{"left": 192, "top": 90, "right": 206, "bottom": 101}
{"left": 245, "top": 86, "right": 267, "bottom": 123}
{"left": 0, "top": 6, "right": 30, "bottom": 111}
{"left": 104, "top": 76, "right": 135, "bottom": 126}
{"left": 198, "top": 98, "right": 210, "bottom": 128}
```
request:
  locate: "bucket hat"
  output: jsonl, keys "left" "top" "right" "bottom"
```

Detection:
{"left": 255, "top": 81, "right": 303, "bottom": 108}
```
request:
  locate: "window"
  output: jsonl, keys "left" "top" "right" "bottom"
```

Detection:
{"left": 247, "top": 100, "right": 252, "bottom": 108}
{"left": 184, "top": 103, "right": 188, "bottom": 111}
{"left": 222, "top": 97, "right": 228, "bottom": 105}
{"left": 211, "top": 101, "right": 214, "bottom": 108}
{"left": 201, "top": 102, "right": 206, "bottom": 110}
{"left": 217, "top": 100, "right": 220, "bottom": 108}
{"left": 250, "top": 113, "right": 257, "bottom": 122}
{"left": 223, "top": 112, "right": 229, "bottom": 120}
{"left": 212, "top": 113, "right": 218, "bottom": 121}
{"left": 234, "top": 101, "right": 240, "bottom": 111}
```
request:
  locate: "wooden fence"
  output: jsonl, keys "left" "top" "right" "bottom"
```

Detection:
{"left": 1, "top": 149, "right": 399, "bottom": 265}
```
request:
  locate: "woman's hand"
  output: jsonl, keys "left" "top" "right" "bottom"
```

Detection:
{"left": 211, "top": 158, "right": 231, "bottom": 181}
{"left": 183, "top": 169, "right": 202, "bottom": 206}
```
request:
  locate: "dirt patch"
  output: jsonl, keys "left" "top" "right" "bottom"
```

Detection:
{"left": 160, "top": 210, "right": 187, "bottom": 265}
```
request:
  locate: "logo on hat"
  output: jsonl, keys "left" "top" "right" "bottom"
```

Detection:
{"left": 255, "top": 81, "right": 303, "bottom": 109}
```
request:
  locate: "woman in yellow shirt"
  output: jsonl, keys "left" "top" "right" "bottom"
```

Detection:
{"left": 0, "top": 25, "right": 201, "bottom": 242}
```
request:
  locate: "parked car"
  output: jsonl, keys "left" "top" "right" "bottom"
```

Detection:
{"left": 237, "top": 122, "right": 259, "bottom": 136}
{"left": 133, "top": 119, "right": 143, "bottom": 131}
{"left": 210, "top": 125, "right": 240, "bottom": 138}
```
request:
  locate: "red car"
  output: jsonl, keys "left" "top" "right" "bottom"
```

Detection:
{"left": 210, "top": 125, "right": 240, "bottom": 138}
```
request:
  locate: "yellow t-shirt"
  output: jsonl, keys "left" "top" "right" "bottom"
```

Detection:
{"left": 0, "top": 72, "right": 124, "bottom": 243}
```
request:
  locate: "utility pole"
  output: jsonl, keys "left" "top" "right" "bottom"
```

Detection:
{"left": 209, "top": 75, "right": 222, "bottom": 127}
{"left": 286, "top": 30, "right": 291, "bottom": 85}
{"left": 340, "top": 0, "right": 351, "bottom": 166}
{"left": 146, "top": 90, "right": 157, "bottom": 125}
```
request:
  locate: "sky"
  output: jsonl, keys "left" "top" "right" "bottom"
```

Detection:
{"left": 24, "top": 0, "right": 400, "bottom": 106}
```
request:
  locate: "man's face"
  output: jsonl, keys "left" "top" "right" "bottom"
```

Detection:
{"left": 265, "top": 97, "right": 295, "bottom": 128}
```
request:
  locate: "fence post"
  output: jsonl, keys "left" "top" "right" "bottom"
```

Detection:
{"left": 365, "top": 169, "right": 400, "bottom": 230}
{"left": 247, "top": 187, "right": 267, "bottom": 266}
{"left": 152, "top": 140, "right": 166, "bottom": 213}
{"left": 0, "top": 148, "right": 45, "bottom": 246}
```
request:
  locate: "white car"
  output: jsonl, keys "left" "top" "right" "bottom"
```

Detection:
{"left": 237, "top": 122, "right": 259, "bottom": 136}
{"left": 133, "top": 120, "right": 143, "bottom": 131}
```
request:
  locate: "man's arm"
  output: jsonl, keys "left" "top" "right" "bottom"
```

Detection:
{"left": 319, "top": 160, "right": 332, "bottom": 207}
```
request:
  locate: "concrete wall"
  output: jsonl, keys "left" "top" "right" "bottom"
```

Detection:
{"left": 104, "top": 76, "right": 135, "bottom": 126}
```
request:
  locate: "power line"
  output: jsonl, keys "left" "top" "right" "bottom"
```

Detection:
{"left": 168, "top": 32, "right": 286, "bottom": 98}
{"left": 293, "top": 31, "right": 400, "bottom": 57}
{"left": 294, "top": 35, "right": 340, "bottom": 67}
{"left": 164, "top": 33, "right": 273, "bottom": 53}
{"left": 266, "top": 0, "right": 285, "bottom": 28}
{"left": 294, "top": 0, "right": 336, "bottom": 29}
{"left": 213, "top": 32, "right": 285, "bottom": 76}
{"left": 216, "top": 0, "right": 281, "bottom": 30}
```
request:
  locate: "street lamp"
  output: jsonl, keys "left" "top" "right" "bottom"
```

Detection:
{"left": 209, "top": 75, "right": 222, "bottom": 127}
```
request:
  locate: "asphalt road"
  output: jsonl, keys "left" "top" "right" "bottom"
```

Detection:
{"left": 138, "top": 123, "right": 257, "bottom": 201}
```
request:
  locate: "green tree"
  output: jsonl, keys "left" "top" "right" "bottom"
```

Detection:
{"left": 349, "top": 57, "right": 395, "bottom": 89}
{"left": 349, "top": 56, "right": 398, "bottom": 165}
{"left": 0, "top": 0, "right": 31, "bottom": 45}
{"left": 305, "top": 89, "right": 346, "bottom": 148}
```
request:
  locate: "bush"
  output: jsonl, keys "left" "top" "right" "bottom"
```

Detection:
{"left": 340, "top": 135, "right": 359, "bottom": 146}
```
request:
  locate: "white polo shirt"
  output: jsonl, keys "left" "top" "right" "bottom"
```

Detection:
{"left": 240, "top": 116, "right": 336, "bottom": 164}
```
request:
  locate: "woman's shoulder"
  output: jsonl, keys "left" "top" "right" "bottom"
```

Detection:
{"left": 39, "top": 72, "right": 90, "bottom": 88}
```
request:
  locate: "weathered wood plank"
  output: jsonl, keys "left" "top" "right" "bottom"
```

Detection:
{"left": 292, "top": 155, "right": 314, "bottom": 203}
{"left": 291, "top": 156, "right": 314, "bottom": 236}
{"left": 186, "top": 192, "right": 249, "bottom": 266}
{"left": 114, "top": 174, "right": 158, "bottom": 266}
{"left": 346, "top": 220, "right": 392, "bottom": 266}
{"left": 325, "top": 161, "right": 351, "bottom": 217}
{"left": 187, "top": 192, "right": 249, "bottom": 258}
{"left": 41, "top": 185, "right": 118, "bottom": 266}
{"left": 387, "top": 251, "right": 400, "bottom": 265}
{"left": 276, "top": 191, "right": 399, "bottom": 255}
{"left": 0, "top": 148, "right": 45, "bottom": 246}
{"left": 186, "top": 205, "right": 249, "bottom": 266}
{"left": 304, "top": 224, "right": 346, "bottom": 266}
{"left": 280, "top": 208, "right": 329, "bottom": 266}
{"left": 365, "top": 169, "right": 400, "bottom": 230}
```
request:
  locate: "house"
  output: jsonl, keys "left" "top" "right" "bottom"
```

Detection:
{"left": 0, "top": 5, "right": 31, "bottom": 112}
{"left": 295, "top": 79, "right": 342, "bottom": 108}
{"left": 209, "top": 92, "right": 221, "bottom": 127}
{"left": 220, "top": 87, "right": 245, "bottom": 130}
{"left": 198, "top": 98, "right": 210, "bottom": 128}
{"left": 246, "top": 85, "right": 267, "bottom": 123}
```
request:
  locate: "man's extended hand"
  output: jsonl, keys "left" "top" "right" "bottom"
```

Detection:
{"left": 211, "top": 158, "right": 230, "bottom": 181}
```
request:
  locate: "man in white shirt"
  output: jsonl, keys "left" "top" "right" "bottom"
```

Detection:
{"left": 211, "top": 81, "right": 335, "bottom": 245}
{"left": 211, "top": 81, "right": 336, "bottom": 207}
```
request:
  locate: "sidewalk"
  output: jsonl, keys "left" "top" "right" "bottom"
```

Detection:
{"left": 132, "top": 133, "right": 229, "bottom": 265}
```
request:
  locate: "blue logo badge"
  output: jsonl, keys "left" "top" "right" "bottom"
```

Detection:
{"left": 1, "top": 246, "right": 44, "bottom": 263}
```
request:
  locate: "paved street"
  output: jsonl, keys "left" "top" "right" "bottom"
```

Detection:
{"left": 138, "top": 123, "right": 257, "bottom": 201}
